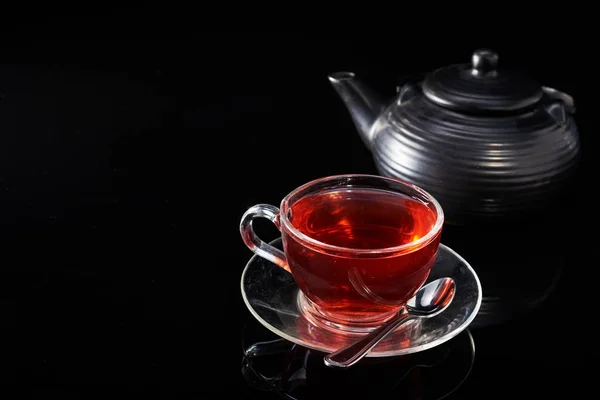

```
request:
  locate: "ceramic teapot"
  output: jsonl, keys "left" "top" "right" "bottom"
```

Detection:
{"left": 328, "top": 49, "right": 580, "bottom": 225}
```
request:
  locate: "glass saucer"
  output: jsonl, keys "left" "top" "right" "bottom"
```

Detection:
{"left": 240, "top": 238, "right": 482, "bottom": 357}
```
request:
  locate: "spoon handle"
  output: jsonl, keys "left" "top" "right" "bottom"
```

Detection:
{"left": 324, "top": 309, "right": 412, "bottom": 368}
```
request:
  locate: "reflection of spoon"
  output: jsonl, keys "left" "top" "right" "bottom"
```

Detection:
{"left": 324, "top": 278, "right": 456, "bottom": 369}
{"left": 348, "top": 268, "right": 402, "bottom": 306}
{"left": 241, "top": 315, "right": 476, "bottom": 400}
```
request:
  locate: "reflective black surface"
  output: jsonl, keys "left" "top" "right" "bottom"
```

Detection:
{"left": 0, "top": 13, "right": 596, "bottom": 397}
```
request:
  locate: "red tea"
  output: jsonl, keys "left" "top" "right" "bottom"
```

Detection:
{"left": 282, "top": 187, "right": 440, "bottom": 328}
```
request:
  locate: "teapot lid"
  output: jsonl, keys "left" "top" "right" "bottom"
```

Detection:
{"left": 422, "top": 49, "right": 543, "bottom": 112}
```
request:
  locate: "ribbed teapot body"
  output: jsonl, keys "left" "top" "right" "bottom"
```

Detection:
{"left": 370, "top": 96, "right": 580, "bottom": 224}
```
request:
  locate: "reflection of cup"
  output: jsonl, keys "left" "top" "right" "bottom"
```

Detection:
{"left": 241, "top": 316, "right": 476, "bottom": 400}
{"left": 240, "top": 175, "right": 444, "bottom": 333}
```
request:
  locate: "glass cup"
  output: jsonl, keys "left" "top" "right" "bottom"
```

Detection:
{"left": 240, "top": 174, "right": 444, "bottom": 333}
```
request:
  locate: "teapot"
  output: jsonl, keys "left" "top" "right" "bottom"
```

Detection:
{"left": 328, "top": 49, "right": 580, "bottom": 225}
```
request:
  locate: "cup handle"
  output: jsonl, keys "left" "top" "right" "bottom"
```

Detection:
{"left": 240, "top": 204, "right": 290, "bottom": 273}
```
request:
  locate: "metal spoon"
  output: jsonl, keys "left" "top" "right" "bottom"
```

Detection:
{"left": 323, "top": 277, "right": 456, "bottom": 368}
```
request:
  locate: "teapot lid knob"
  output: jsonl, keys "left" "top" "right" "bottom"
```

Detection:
{"left": 422, "top": 49, "right": 543, "bottom": 112}
{"left": 471, "top": 49, "right": 498, "bottom": 75}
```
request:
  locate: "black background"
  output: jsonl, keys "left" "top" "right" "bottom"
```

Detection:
{"left": 0, "top": 9, "right": 597, "bottom": 398}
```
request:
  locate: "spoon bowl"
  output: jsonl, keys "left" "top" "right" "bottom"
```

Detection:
{"left": 407, "top": 277, "right": 456, "bottom": 316}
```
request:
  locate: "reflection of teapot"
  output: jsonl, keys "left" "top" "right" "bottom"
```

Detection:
{"left": 329, "top": 49, "right": 580, "bottom": 225}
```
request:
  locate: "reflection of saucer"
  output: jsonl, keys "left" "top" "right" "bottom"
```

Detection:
{"left": 241, "top": 315, "right": 476, "bottom": 400}
{"left": 241, "top": 238, "right": 482, "bottom": 357}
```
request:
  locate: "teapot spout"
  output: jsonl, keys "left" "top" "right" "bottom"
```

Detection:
{"left": 328, "top": 72, "right": 385, "bottom": 149}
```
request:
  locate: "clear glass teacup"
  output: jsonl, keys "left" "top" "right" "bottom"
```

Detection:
{"left": 240, "top": 174, "right": 444, "bottom": 333}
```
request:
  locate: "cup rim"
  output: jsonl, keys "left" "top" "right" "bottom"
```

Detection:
{"left": 279, "top": 174, "right": 445, "bottom": 255}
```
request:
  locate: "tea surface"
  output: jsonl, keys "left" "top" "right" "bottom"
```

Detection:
{"left": 289, "top": 188, "right": 436, "bottom": 250}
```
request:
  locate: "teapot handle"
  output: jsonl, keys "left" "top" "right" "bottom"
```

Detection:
{"left": 542, "top": 86, "right": 576, "bottom": 114}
